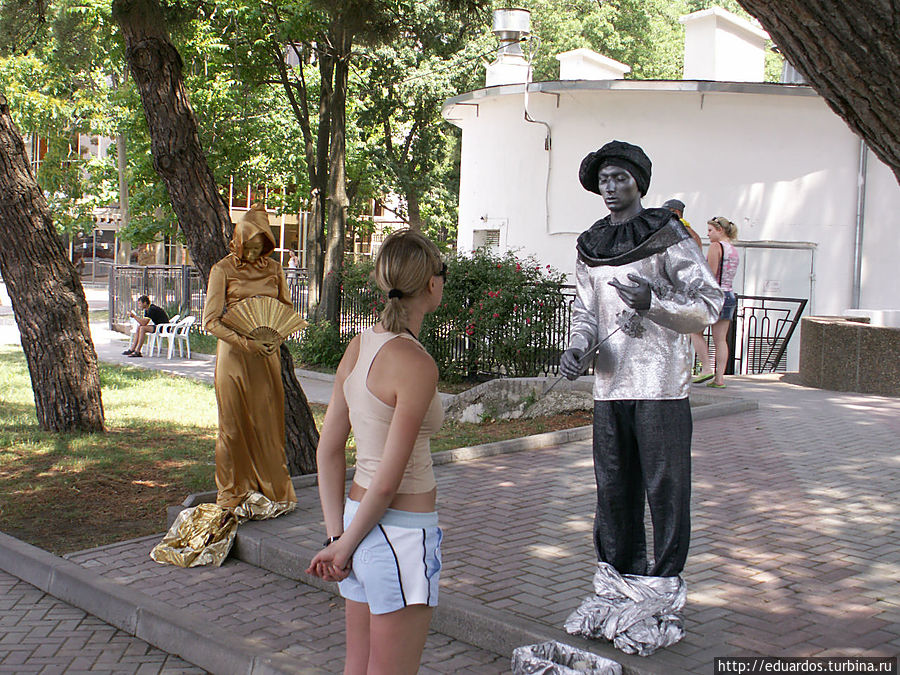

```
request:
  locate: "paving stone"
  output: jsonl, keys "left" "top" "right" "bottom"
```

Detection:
{"left": 0, "top": 573, "right": 205, "bottom": 674}
{"left": 4, "top": 372, "right": 899, "bottom": 673}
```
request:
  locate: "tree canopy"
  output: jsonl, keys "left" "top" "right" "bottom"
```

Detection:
{"left": 5, "top": 0, "right": 899, "bottom": 261}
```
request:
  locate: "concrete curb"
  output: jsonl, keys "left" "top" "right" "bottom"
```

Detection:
{"left": 0, "top": 532, "right": 318, "bottom": 675}
{"left": 294, "top": 367, "right": 336, "bottom": 383}
{"left": 691, "top": 394, "right": 758, "bottom": 420}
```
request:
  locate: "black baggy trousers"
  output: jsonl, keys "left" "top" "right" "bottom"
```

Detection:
{"left": 592, "top": 398, "right": 692, "bottom": 577}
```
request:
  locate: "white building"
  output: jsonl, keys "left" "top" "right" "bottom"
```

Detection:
{"left": 444, "top": 7, "right": 900, "bottom": 369}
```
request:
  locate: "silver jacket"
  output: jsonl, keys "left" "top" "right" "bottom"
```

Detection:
{"left": 569, "top": 238, "right": 724, "bottom": 401}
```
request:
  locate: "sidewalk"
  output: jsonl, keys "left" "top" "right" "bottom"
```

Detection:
{"left": 0, "top": 570, "right": 205, "bottom": 674}
{"left": 4, "top": 375, "right": 899, "bottom": 673}
{"left": 1, "top": 283, "right": 898, "bottom": 672}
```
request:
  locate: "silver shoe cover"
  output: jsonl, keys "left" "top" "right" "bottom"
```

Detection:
{"left": 564, "top": 562, "right": 686, "bottom": 656}
{"left": 511, "top": 641, "right": 622, "bottom": 675}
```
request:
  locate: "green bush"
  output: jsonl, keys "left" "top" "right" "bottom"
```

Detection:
{"left": 297, "top": 320, "right": 348, "bottom": 369}
{"left": 421, "top": 249, "right": 567, "bottom": 380}
{"left": 341, "top": 257, "right": 375, "bottom": 291}
{"left": 337, "top": 248, "right": 567, "bottom": 381}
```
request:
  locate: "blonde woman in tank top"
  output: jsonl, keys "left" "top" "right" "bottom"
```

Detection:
{"left": 306, "top": 229, "right": 446, "bottom": 674}
{"left": 692, "top": 216, "right": 740, "bottom": 388}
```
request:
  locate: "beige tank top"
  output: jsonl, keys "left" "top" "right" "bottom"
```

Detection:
{"left": 343, "top": 327, "right": 444, "bottom": 494}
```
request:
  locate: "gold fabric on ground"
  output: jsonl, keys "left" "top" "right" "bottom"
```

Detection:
{"left": 231, "top": 490, "right": 297, "bottom": 521}
{"left": 202, "top": 206, "right": 298, "bottom": 510}
{"left": 150, "top": 504, "right": 238, "bottom": 568}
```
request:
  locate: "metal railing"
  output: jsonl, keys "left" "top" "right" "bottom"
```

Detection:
{"left": 729, "top": 294, "right": 808, "bottom": 374}
{"left": 108, "top": 265, "right": 807, "bottom": 377}
{"left": 108, "top": 265, "right": 204, "bottom": 329}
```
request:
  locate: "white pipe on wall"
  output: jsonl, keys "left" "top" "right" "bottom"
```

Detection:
{"left": 851, "top": 138, "right": 868, "bottom": 309}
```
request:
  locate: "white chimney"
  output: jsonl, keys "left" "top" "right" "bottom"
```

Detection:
{"left": 680, "top": 7, "right": 768, "bottom": 82}
{"left": 485, "top": 8, "right": 532, "bottom": 87}
{"left": 556, "top": 48, "right": 630, "bottom": 81}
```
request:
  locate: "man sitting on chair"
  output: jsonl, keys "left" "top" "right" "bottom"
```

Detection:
{"left": 124, "top": 295, "right": 169, "bottom": 357}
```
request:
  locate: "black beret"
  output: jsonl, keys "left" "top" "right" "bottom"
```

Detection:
{"left": 579, "top": 140, "right": 652, "bottom": 197}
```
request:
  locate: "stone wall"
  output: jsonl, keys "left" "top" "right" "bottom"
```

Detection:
{"left": 799, "top": 316, "right": 900, "bottom": 396}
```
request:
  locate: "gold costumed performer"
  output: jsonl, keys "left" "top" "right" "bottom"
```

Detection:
{"left": 202, "top": 204, "right": 297, "bottom": 514}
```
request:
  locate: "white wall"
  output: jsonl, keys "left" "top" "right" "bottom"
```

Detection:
{"left": 449, "top": 82, "right": 900, "bottom": 319}
{"left": 860, "top": 147, "right": 899, "bottom": 310}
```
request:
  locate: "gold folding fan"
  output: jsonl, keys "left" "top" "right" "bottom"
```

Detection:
{"left": 221, "top": 296, "right": 308, "bottom": 345}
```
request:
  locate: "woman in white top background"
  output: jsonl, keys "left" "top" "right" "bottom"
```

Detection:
{"left": 307, "top": 229, "right": 446, "bottom": 674}
{"left": 692, "top": 216, "right": 740, "bottom": 388}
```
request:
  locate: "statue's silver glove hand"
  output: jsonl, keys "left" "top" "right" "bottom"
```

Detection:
{"left": 560, "top": 348, "right": 585, "bottom": 381}
{"left": 609, "top": 273, "right": 651, "bottom": 311}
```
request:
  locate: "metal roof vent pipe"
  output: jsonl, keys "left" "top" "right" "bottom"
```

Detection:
{"left": 485, "top": 8, "right": 532, "bottom": 87}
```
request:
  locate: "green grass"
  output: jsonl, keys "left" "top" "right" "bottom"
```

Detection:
{"left": 0, "top": 347, "right": 227, "bottom": 553}
{"left": 0, "top": 344, "right": 588, "bottom": 555}
{"left": 187, "top": 328, "right": 217, "bottom": 355}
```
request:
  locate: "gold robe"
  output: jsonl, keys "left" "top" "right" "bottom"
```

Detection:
{"left": 202, "top": 210, "right": 297, "bottom": 509}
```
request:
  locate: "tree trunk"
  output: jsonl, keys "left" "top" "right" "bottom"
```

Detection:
{"left": 111, "top": 0, "right": 231, "bottom": 284}
{"left": 280, "top": 345, "right": 319, "bottom": 475}
{"left": 738, "top": 0, "right": 900, "bottom": 184}
{"left": 112, "top": 0, "right": 319, "bottom": 473}
{"left": 305, "top": 188, "right": 326, "bottom": 319}
{"left": 0, "top": 92, "right": 105, "bottom": 432}
{"left": 406, "top": 188, "right": 422, "bottom": 231}
{"left": 112, "top": 71, "right": 132, "bottom": 264}
{"left": 305, "top": 52, "right": 334, "bottom": 321}
{"left": 320, "top": 26, "right": 351, "bottom": 326}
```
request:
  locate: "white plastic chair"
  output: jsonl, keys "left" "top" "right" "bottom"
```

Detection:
{"left": 146, "top": 314, "right": 179, "bottom": 357}
{"left": 164, "top": 315, "right": 196, "bottom": 360}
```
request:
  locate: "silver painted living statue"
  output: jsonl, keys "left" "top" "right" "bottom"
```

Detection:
{"left": 560, "top": 140, "right": 723, "bottom": 656}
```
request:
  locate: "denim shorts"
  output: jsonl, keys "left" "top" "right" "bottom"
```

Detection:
{"left": 719, "top": 291, "right": 737, "bottom": 321}
{"left": 338, "top": 499, "right": 442, "bottom": 615}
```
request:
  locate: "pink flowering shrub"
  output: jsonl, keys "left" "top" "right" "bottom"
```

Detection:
{"left": 421, "top": 249, "right": 567, "bottom": 381}
{"left": 323, "top": 251, "right": 567, "bottom": 381}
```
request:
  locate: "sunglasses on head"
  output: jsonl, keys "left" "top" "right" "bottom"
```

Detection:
{"left": 436, "top": 263, "right": 447, "bottom": 280}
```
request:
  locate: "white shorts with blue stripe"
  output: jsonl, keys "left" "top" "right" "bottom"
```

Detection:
{"left": 338, "top": 499, "right": 442, "bottom": 615}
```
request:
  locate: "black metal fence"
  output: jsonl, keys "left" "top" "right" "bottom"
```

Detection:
{"left": 426, "top": 287, "right": 577, "bottom": 379}
{"left": 729, "top": 295, "right": 808, "bottom": 374}
{"left": 109, "top": 265, "right": 806, "bottom": 377}
{"left": 108, "top": 265, "right": 204, "bottom": 330}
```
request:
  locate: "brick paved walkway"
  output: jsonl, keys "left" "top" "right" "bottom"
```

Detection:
{"left": 66, "top": 536, "right": 506, "bottom": 674}
{"left": 0, "top": 570, "right": 204, "bottom": 674}
{"left": 2, "top": 289, "right": 898, "bottom": 672}
{"left": 55, "top": 375, "right": 900, "bottom": 673}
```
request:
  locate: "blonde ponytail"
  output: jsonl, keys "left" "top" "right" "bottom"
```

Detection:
{"left": 709, "top": 216, "right": 738, "bottom": 241}
{"left": 380, "top": 295, "right": 409, "bottom": 335}
{"left": 374, "top": 230, "right": 443, "bottom": 333}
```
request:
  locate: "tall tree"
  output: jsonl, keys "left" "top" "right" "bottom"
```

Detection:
{"left": 111, "top": 0, "right": 318, "bottom": 474}
{"left": 736, "top": 0, "right": 900, "bottom": 184}
{"left": 356, "top": 0, "right": 490, "bottom": 234}
{"left": 0, "top": 92, "right": 105, "bottom": 432}
{"left": 237, "top": 0, "right": 484, "bottom": 325}
{"left": 317, "top": 16, "right": 352, "bottom": 325}
{"left": 0, "top": 0, "right": 106, "bottom": 432}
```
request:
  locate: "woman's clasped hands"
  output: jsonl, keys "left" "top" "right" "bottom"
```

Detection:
{"left": 306, "top": 540, "right": 353, "bottom": 582}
